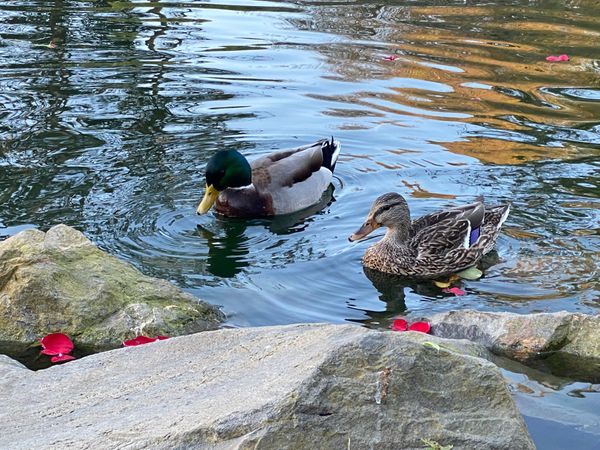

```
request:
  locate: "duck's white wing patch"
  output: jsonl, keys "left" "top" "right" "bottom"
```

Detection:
{"left": 463, "top": 221, "right": 472, "bottom": 249}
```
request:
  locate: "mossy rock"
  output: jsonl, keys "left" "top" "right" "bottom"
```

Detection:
{"left": 0, "top": 225, "right": 224, "bottom": 356}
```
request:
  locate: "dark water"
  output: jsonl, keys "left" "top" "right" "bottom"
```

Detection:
{"left": 1, "top": 0, "right": 599, "bottom": 446}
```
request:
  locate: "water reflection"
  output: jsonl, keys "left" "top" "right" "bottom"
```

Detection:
{"left": 360, "top": 267, "right": 410, "bottom": 319}
{"left": 196, "top": 186, "right": 336, "bottom": 277}
{"left": 196, "top": 221, "right": 250, "bottom": 278}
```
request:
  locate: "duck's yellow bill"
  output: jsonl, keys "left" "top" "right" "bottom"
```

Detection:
{"left": 197, "top": 184, "right": 220, "bottom": 214}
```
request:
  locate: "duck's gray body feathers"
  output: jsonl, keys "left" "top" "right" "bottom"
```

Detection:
{"left": 215, "top": 138, "right": 340, "bottom": 217}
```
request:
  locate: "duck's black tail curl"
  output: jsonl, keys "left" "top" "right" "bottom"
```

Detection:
{"left": 321, "top": 136, "right": 341, "bottom": 173}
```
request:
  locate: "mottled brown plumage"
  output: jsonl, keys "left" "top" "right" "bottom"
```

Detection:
{"left": 349, "top": 193, "right": 510, "bottom": 278}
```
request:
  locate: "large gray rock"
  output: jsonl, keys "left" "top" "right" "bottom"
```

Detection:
{"left": 0, "top": 225, "right": 224, "bottom": 356}
{"left": 427, "top": 310, "right": 600, "bottom": 360}
{"left": 0, "top": 324, "right": 534, "bottom": 450}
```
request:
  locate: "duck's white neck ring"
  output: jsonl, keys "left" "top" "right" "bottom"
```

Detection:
{"left": 227, "top": 183, "right": 254, "bottom": 191}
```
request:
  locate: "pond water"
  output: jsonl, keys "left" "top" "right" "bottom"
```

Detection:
{"left": 1, "top": 0, "right": 599, "bottom": 446}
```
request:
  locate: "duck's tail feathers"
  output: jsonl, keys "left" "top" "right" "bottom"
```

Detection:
{"left": 321, "top": 137, "right": 341, "bottom": 173}
{"left": 496, "top": 204, "right": 511, "bottom": 230}
{"left": 481, "top": 203, "right": 510, "bottom": 236}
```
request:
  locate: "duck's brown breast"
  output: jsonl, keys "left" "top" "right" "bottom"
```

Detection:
{"left": 214, "top": 188, "right": 274, "bottom": 218}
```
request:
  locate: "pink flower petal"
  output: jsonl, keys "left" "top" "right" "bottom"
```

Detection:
{"left": 383, "top": 55, "right": 398, "bottom": 61}
{"left": 40, "top": 333, "right": 74, "bottom": 356}
{"left": 50, "top": 354, "right": 76, "bottom": 363}
{"left": 546, "top": 54, "right": 569, "bottom": 62}
{"left": 391, "top": 319, "right": 408, "bottom": 331}
{"left": 408, "top": 321, "right": 431, "bottom": 333}
{"left": 442, "top": 287, "right": 466, "bottom": 296}
{"left": 123, "top": 335, "right": 159, "bottom": 346}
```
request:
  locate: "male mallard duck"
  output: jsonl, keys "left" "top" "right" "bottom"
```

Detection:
{"left": 349, "top": 192, "right": 510, "bottom": 278}
{"left": 197, "top": 138, "right": 341, "bottom": 218}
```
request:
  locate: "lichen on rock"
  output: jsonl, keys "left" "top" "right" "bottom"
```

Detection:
{"left": 0, "top": 224, "right": 224, "bottom": 357}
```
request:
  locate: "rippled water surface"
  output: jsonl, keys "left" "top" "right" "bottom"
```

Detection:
{"left": 1, "top": 0, "right": 599, "bottom": 445}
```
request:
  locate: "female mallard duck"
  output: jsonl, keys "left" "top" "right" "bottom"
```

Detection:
{"left": 349, "top": 192, "right": 510, "bottom": 278}
{"left": 197, "top": 138, "right": 341, "bottom": 218}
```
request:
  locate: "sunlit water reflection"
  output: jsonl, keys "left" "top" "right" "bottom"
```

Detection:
{"left": 1, "top": 0, "right": 599, "bottom": 445}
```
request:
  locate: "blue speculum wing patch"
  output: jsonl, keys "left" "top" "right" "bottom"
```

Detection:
{"left": 469, "top": 226, "right": 481, "bottom": 246}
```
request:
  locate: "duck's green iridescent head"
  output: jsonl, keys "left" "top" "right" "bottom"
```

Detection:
{"left": 197, "top": 150, "right": 252, "bottom": 214}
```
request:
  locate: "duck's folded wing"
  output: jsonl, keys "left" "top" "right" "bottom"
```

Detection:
{"left": 411, "top": 218, "right": 473, "bottom": 256}
{"left": 411, "top": 201, "right": 485, "bottom": 235}
{"left": 251, "top": 141, "right": 325, "bottom": 190}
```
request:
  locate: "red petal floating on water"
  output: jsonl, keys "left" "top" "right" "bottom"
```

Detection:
{"left": 40, "top": 333, "right": 74, "bottom": 356}
{"left": 443, "top": 287, "right": 466, "bottom": 296}
{"left": 383, "top": 55, "right": 398, "bottom": 61}
{"left": 545, "top": 54, "right": 569, "bottom": 62}
{"left": 50, "top": 354, "right": 76, "bottom": 363}
{"left": 391, "top": 319, "right": 408, "bottom": 331}
{"left": 408, "top": 321, "right": 431, "bottom": 333}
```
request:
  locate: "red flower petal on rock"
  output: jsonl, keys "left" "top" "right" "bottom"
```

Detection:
{"left": 40, "top": 333, "right": 74, "bottom": 356}
{"left": 442, "top": 287, "right": 466, "bottom": 296}
{"left": 408, "top": 321, "right": 431, "bottom": 333}
{"left": 383, "top": 55, "right": 398, "bottom": 61}
{"left": 546, "top": 54, "right": 569, "bottom": 62}
{"left": 123, "top": 336, "right": 160, "bottom": 346}
{"left": 391, "top": 319, "right": 408, "bottom": 331}
{"left": 156, "top": 336, "right": 170, "bottom": 340}
{"left": 50, "top": 354, "right": 76, "bottom": 363}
